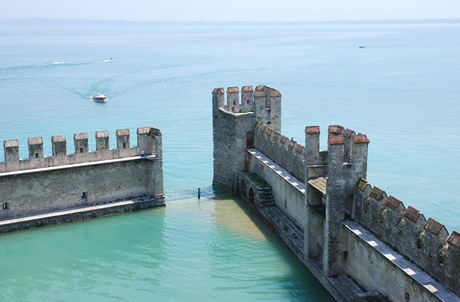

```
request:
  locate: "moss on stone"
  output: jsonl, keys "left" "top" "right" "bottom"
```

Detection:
{"left": 248, "top": 172, "right": 269, "bottom": 188}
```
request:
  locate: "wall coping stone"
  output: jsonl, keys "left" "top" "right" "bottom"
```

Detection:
{"left": 0, "top": 155, "right": 149, "bottom": 178}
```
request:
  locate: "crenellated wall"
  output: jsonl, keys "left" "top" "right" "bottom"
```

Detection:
{"left": 0, "top": 127, "right": 161, "bottom": 173}
{"left": 354, "top": 178, "right": 460, "bottom": 297}
{"left": 0, "top": 127, "right": 164, "bottom": 221}
{"left": 254, "top": 121, "right": 306, "bottom": 183}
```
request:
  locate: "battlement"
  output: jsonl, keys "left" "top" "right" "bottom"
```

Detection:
{"left": 212, "top": 86, "right": 253, "bottom": 114}
{"left": 304, "top": 125, "right": 369, "bottom": 167}
{"left": 254, "top": 122, "right": 370, "bottom": 185}
{"left": 0, "top": 127, "right": 162, "bottom": 173}
{"left": 254, "top": 121, "right": 306, "bottom": 182}
{"left": 354, "top": 178, "right": 460, "bottom": 296}
{"left": 212, "top": 85, "right": 282, "bottom": 131}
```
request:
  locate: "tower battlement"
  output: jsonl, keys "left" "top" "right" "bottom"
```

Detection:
{"left": 212, "top": 85, "right": 281, "bottom": 130}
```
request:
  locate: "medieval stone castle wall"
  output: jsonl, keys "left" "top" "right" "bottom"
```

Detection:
{"left": 0, "top": 127, "right": 164, "bottom": 224}
{"left": 212, "top": 85, "right": 460, "bottom": 302}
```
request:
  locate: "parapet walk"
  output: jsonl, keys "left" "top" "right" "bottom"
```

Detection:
{"left": 1, "top": 127, "right": 162, "bottom": 173}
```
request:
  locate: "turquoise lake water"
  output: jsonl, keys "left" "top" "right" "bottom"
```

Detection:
{"left": 0, "top": 19, "right": 459, "bottom": 300}
{"left": 0, "top": 194, "right": 332, "bottom": 301}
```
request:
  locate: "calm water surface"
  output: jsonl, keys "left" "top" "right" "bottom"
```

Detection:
{"left": 0, "top": 194, "right": 332, "bottom": 301}
{"left": 0, "top": 19, "right": 459, "bottom": 300}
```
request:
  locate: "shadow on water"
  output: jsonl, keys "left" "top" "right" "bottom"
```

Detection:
{"left": 162, "top": 186, "right": 332, "bottom": 300}
{"left": 209, "top": 189, "right": 334, "bottom": 301}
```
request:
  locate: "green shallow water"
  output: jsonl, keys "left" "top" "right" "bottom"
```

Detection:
{"left": 0, "top": 193, "right": 332, "bottom": 301}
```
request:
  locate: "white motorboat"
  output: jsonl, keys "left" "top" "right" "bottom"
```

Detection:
{"left": 92, "top": 93, "right": 107, "bottom": 102}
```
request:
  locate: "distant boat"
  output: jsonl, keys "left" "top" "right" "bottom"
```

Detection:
{"left": 359, "top": 46, "right": 366, "bottom": 48}
{"left": 92, "top": 93, "right": 107, "bottom": 102}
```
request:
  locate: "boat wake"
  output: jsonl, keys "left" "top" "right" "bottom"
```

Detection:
{"left": 0, "top": 59, "right": 114, "bottom": 74}
{"left": 41, "top": 61, "right": 71, "bottom": 66}
{"left": 96, "top": 59, "right": 114, "bottom": 64}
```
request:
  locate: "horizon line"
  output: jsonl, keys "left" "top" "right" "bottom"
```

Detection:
{"left": 1, "top": 17, "right": 460, "bottom": 24}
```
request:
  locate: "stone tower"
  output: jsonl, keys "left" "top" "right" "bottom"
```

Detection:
{"left": 212, "top": 85, "right": 281, "bottom": 191}
{"left": 304, "top": 125, "right": 370, "bottom": 276}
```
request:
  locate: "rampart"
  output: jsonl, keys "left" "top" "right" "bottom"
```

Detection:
{"left": 212, "top": 85, "right": 460, "bottom": 302}
{"left": 254, "top": 121, "right": 307, "bottom": 183}
{"left": 0, "top": 127, "right": 165, "bottom": 226}
{"left": 353, "top": 178, "right": 460, "bottom": 297}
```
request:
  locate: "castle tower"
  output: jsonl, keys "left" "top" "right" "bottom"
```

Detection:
{"left": 212, "top": 85, "right": 282, "bottom": 191}
{"left": 322, "top": 126, "right": 369, "bottom": 276}
{"left": 303, "top": 124, "right": 369, "bottom": 276}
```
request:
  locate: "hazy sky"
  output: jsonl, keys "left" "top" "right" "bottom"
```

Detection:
{"left": 2, "top": 0, "right": 460, "bottom": 21}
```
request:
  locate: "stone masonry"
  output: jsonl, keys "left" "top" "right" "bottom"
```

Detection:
{"left": 0, "top": 127, "right": 165, "bottom": 229}
{"left": 213, "top": 85, "right": 460, "bottom": 302}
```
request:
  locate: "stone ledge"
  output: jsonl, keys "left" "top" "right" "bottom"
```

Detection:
{"left": 0, "top": 196, "right": 165, "bottom": 233}
{"left": 247, "top": 148, "right": 305, "bottom": 194}
{"left": 0, "top": 156, "right": 151, "bottom": 177}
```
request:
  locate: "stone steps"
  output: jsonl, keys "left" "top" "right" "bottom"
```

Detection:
{"left": 258, "top": 187, "right": 275, "bottom": 207}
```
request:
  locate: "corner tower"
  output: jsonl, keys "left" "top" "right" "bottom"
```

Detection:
{"left": 212, "top": 85, "right": 282, "bottom": 191}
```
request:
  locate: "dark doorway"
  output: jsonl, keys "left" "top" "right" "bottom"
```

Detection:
{"left": 248, "top": 188, "right": 255, "bottom": 204}
{"left": 246, "top": 132, "right": 254, "bottom": 149}
{"left": 345, "top": 194, "right": 354, "bottom": 220}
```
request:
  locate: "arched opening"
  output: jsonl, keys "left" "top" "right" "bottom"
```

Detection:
{"left": 345, "top": 194, "right": 354, "bottom": 220}
{"left": 405, "top": 292, "right": 410, "bottom": 302}
{"left": 248, "top": 188, "right": 255, "bottom": 204}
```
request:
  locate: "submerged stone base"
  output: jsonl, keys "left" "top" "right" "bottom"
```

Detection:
{"left": 0, "top": 196, "right": 165, "bottom": 233}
